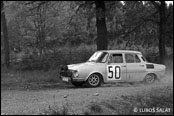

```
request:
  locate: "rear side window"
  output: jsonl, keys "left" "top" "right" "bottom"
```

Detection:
{"left": 135, "top": 55, "right": 141, "bottom": 62}
{"left": 110, "top": 54, "right": 123, "bottom": 63}
{"left": 141, "top": 56, "right": 147, "bottom": 62}
{"left": 125, "top": 54, "right": 141, "bottom": 63}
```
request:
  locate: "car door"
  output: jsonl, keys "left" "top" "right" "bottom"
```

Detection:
{"left": 106, "top": 53, "right": 127, "bottom": 82}
{"left": 125, "top": 53, "right": 146, "bottom": 82}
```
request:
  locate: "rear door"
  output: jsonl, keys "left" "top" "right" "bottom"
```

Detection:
{"left": 106, "top": 53, "right": 127, "bottom": 82}
{"left": 125, "top": 53, "right": 146, "bottom": 81}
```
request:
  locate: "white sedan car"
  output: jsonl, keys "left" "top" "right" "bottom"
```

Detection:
{"left": 60, "top": 50, "right": 166, "bottom": 87}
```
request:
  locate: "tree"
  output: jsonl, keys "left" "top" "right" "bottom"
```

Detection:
{"left": 159, "top": 1, "right": 167, "bottom": 64}
{"left": 1, "top": 1, "right": 10, "bottom": 68}
{"left": 95, "top": 1, "right": 108, "bottom": 50}
{"left": 151, "top": 1, "right": 167, "bottom": 64}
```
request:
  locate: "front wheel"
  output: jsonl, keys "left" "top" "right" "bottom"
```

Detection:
{"left": 86, "top": 74, "right": 102, "bottom": 87}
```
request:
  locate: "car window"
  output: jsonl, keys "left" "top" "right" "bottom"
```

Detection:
{"left": 125, "top": 54, "right": 141, "bottom": 63}
{"left": 110, "top": 54, "right": 123, "bottom": 63}
{"left": 88, "top": 52, "right": 108, "bottom": 63}
{"left": 88, "top": 52, "right": 102, "bottom": 61}
{"left": 135, "top": 55, "right": 141, "bottom": 63}
{"left": 141, "top": 56, "right": 147, "bottom": 62}
{"left": 125, "top": 54, "right": 134, "bottom": 63}
{"left": 101, "top": 53, "right": 109, "bottom": 62}
{"left": 97, "top": 52, "right": 109, "bottom": 63}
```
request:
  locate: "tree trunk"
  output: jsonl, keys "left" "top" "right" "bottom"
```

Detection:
{"left": 159, "top": 1, "right": 166, "bottom": 64}
{"left": 95, "top": 1, "right": 108, "bottom": 50}
{"left": 1, "top": 1, "right": 10, "bottom": 68}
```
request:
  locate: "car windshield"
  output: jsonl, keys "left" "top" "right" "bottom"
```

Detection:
{"left": 88, "top": 52, "right": 108, "bottom": 63}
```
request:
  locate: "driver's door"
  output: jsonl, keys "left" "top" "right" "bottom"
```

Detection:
{"left": 105, "top": 53, "right": 127, "bottom": 82}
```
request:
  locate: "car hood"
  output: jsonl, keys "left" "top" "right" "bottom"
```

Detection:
{"left": 68, "top": 62, "right": 96, "bottom": 71}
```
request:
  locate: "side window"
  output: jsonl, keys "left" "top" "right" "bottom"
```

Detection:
{"left": 125, "top": 54, "right": 134, "bottom": 63}
{"left": 135, "top": 55, "right": 141, "bottom": 63}
{"left": 141, "top": 55, "right": 147, "bottom": 62}
{"left": 110, "top": 54, "right": 123, "bottom": 63}
{"left": 125, "top": 54, "right": 141, "bottom": 63}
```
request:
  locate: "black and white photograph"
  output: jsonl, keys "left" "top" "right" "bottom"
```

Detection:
{"left": 1, "top": 1, "right": 173, "bottom": 115}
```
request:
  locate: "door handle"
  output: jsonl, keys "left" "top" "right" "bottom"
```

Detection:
{"left": 121, "top": 65, "right": 126, "bottom": 67}
{"left": 139, "top": 65, "right": 144, "bottom": 67}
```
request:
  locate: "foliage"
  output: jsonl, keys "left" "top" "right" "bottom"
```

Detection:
{"left": 1, "top": 1, "right": 173, "bottom": 69}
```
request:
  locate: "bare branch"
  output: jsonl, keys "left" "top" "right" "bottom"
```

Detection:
{"left": 26, "top": 1, "right": 49, "bottom": 11}
{"left": 150, "top": 1, "right": 160, "bottom": 10}
{"left": 142, "top": 10, "right": 159, "bottom": 24}
{"left": 166, "top": 8, "right": 171, "bottom": 19}
{"left": 68, "top": 1, "right": 87, "bottom": 24}
{"left": 76, "top": 1, "right": 87, "bottom": 14}
{"left": 24, "top": 1, "right": 36, "bottom": 5}
{"left": 143, "top": 18, "right": 159, "bottom": 25}
{"left": 123, "top": 22, "right": 145, "bottom": 38}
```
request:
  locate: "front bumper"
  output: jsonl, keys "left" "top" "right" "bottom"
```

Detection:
{"left": 60, "top": 69, "right": 85, "bottom": 83}
{"left": 60, "top": 76, "right": 86, "bottom": 82}
{"left": 60, "top": 76, "right": 71, "bottom": 82}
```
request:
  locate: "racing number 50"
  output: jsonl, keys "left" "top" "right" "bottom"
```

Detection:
{"left": 108, "top": 65, "right": 121, "bottom": 80}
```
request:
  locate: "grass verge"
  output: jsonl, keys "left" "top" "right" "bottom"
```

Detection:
{"left": 84, "top": 85, "right": 173, "bottom": 115}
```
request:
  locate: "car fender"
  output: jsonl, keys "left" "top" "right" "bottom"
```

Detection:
{"left": 85, "top": 71, "right": 105, "bottom": 81}
{"left": 145, "top": 63, "right": 166, "bottom": 79}
{"left": 145, "top": 70, "right": 161, "bottom": 79}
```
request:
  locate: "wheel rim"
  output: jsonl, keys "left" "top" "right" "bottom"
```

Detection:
{"left": 88, "top": 74, "right": 100, "bottom": 86}
{"left": 145, "top": 74, "right": 155, "bottom": 83}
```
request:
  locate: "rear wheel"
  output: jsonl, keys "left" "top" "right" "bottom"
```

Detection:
{"left": 86, "top": 73, "right": 102, "bottom": 87}
{"left": 144, "top": 73, "right": 156, "bottom": 84}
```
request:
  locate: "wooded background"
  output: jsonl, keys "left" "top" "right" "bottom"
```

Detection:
{"left": 1, "top": 1, "right": 173, "bottom": 71}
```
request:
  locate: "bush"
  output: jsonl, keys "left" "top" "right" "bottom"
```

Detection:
{"left": 8, "top": 43, "right": 173, "bottom": 71}
{"left": 12, "top": 44, "right": 95, "bottom": 71}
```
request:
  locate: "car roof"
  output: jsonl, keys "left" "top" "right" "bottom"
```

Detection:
{"left": 97, "top": 50, "right": 142, "bottom": 54}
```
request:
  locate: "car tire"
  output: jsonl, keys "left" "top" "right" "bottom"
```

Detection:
{"left": 86, "top": 73, "right": 102, "bottom": 87}
{"left": 71, "top": 81, "right": 84, "bottom": 87}
{"left": 144, "top": 73, "right": 156, "bottom": 84}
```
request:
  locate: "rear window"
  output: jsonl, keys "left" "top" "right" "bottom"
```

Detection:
{"left": 125, "top": 54, "right": 141, "bottom": 63}
{"left": 141, "top": 56, "right": 146, "bottom": 62}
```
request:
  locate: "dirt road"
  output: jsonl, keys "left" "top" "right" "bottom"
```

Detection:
{"left": 1, "top": 80, "right": 173, "bottom": 115}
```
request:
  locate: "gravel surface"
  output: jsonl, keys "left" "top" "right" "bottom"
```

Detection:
{"left": 1, "top": 81, "right": 172, "bottom": 115}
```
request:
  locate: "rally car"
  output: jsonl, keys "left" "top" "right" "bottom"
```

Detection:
{"left": 60, "top": 50, "right": 166, "bottom": 87}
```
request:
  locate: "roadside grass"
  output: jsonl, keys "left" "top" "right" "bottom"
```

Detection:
{"left": 84, "top": 85, "right": 173, "bottom": 115}
{"left": 40, "top": 105, "right": 69, "bottom": 115}
{"left": 89, "top": 104, "right": 103, "bottom": 113}
{"left": 39, "top": 85, "right": 173, "bottom": 115}
{"left": 40, "top": 98, "right": 76, "bottom": 115}
{"left": 1, "top": 68, "right": 61, "bottom": 90}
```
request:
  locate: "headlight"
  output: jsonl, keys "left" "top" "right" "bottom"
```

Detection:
{"left": 60, "top": 65, "right": 68, "bottom": 71}
{"left": 72, "top": 70, "right": 79, "bottom": 78}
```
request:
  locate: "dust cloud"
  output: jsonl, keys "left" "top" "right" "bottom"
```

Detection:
{"left": 160, "top": 69, "right": 173, "bottom": 84}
